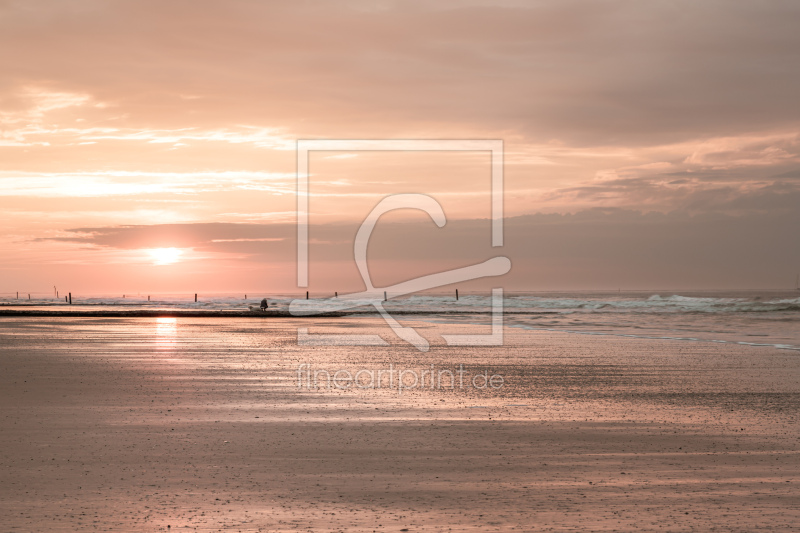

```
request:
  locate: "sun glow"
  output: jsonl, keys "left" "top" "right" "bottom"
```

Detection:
{"left": 148, "top": 247, "right": 183, "bottom": 265}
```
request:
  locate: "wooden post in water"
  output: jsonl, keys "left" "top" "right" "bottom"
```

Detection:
{"left": 68, "top": 293, "right": 72, "bottom": 305}
{"left": 194, "top": 293, "right": 197, "bottom": 302}
{"left": 65, "top": 296, "right": 67, "bottom": 303}
{"left": 456, "top": 289, "right": 459, "bottom": 300}
{"left": 335, "top": 292, "right": 338, "bottom": 298}
{"left": 306, "top": 291, "right": 309, "bottom": 299}
{"left": 148, "top": 295, "right": 150, "bottom": 301}
{"left": 28, "top": 294, "right": 30, "bottom": 300}
{"left": 384, "top": 291, "right": 387, "bottom": 302}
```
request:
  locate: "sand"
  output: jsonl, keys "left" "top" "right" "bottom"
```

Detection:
{"left": 1, "top": 316, "right": 798, "bottom": 531}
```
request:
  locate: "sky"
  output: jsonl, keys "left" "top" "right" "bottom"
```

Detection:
{"left": 1, "top": 0, "right": 799, "bottom": 295}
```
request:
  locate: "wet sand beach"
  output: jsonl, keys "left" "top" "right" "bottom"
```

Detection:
{"left": 1, "top": 316, "right": 798, "bottom": 531}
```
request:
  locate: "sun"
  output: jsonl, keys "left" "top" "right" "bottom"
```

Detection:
{"left": 148, "top": 247, "right": 183, "bottom": 265}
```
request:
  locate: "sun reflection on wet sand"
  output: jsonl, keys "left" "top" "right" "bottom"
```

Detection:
{"left": 155, "top": 317, "right": 177, "bottom": 350}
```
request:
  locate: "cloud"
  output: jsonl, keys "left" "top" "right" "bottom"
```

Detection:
{"left": 3, "top": 1, "right": 798, "bottom": 215}
{"left": 41, "top": 223, "right": 292, "bottom": 250}
{"left": 682, "top": 132, "right": 800, "bottom": 169}
{"left": 0, "top": 170, "right": 296, "bottom": 197}
{"left": 541, "top": 174, "right": 800, "bottom": 215}
{"left": 528, "top": 131, "right": 800, "bottom": 213}
{"left": 2, "top": 1, "right": 800, "bottom": 145}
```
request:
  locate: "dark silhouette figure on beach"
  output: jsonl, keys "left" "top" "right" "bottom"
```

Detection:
{"left": 260, "top": 298, "right": 268, "bottom": 310}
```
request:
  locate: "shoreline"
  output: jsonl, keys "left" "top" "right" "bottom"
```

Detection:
{"left": 0, "top": 308, "right": 557, "bottom": 317}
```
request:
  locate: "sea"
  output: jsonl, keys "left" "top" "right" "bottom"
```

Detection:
{"left": 1, "top": 290, "right": 799, "bottom": 351}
